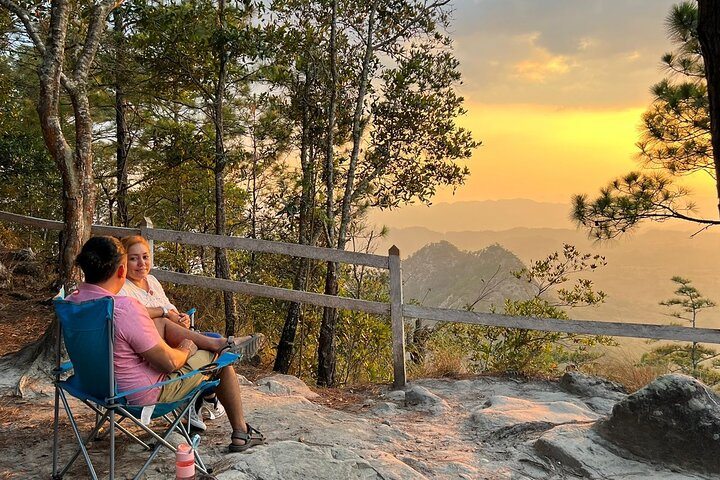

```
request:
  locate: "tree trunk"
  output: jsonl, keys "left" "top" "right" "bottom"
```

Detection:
{"left": 318, "top": 264, "right": 339, "bottom": 386}
{"left": 213, "top": 0, "right": 238, "bottom": 337}
{"left": 0, "top": 0, "right": 118, "bottom": 396}
{"left": 338, "top": 5, "right": 375, "bottom": 246}
{"left": 275, "top": 257, "right": 310, "bottom": 372}
{"left": 275, "top": 71, "right": 316, "bottom": 372}
{"left": 114, "top": 10, "right": 130, "bottom": 227}
{"left": 698, "top": 0, "right": 720, "bottom": 218}
{"left": 317, "top": 1, "right": 377, "bottom": 387}
{"left": 317, "top": 0, "right": 339, "bottom": 387}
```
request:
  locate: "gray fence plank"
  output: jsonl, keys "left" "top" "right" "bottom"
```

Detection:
{"left": 148, "top": 228, "right": 389, "bottom": 269}
{"left": 403, "top": 304, "right": 720, "bottom": 344}
{"left": 0, "top": 211, "right": 63, "bottom": 230}
{"left": 153, "top": 269, "right": 390, "bottom": 315}
{"left": 0, "top": 211, "right": 140, "bottom": 237}
{"left": 388, "top": 246, "right": 406, "bottom": 388}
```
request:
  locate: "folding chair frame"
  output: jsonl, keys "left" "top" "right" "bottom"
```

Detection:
{"left": 51, "top": 294, "right": 238, "bottom": 480}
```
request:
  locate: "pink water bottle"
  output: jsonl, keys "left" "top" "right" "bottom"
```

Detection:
{"left": 175, "top": 443, "right": 195, "bottom": 480}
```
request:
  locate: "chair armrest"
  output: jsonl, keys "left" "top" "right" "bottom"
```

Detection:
{"left": 53, "top": 361, "right": 73, "bottom": 375}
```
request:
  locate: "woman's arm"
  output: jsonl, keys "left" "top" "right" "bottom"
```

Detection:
{"left": 146, "top": 305, "right": 190, "bottom": 328}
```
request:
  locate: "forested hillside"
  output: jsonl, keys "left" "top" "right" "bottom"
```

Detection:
{"left": 378, "top": 222, "right": 720, "bottom": 328}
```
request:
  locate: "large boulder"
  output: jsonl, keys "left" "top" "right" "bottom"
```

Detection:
{"left": 595, "top": 374, "right": 720, "bottom": 474}
{"left": 470, "top": 395, "right": 599, "bottom": 434}
{"left": 256, "top": 374, "right": 319, "bottom": 399}
{"left": 559, "top": 371, "right": 626, "bottom": 398}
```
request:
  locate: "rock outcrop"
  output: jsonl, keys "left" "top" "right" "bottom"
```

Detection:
{"left": 595, "top": 373, "right": 720, "bottom": 475}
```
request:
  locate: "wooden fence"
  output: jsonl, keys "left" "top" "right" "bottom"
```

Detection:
{"left": 4, "top": 209, "right": 720, "bottom": 389}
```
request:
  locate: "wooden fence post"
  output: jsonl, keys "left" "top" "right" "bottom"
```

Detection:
{"left": 140, "top": 217, "right": 154, "bottom": 264}
{"left": 389, "top": 245, "right": 406, "bottom": 389}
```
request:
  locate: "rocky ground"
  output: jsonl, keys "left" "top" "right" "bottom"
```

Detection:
{"left": 0, "top": 371, "right": 715, "bottom": 479}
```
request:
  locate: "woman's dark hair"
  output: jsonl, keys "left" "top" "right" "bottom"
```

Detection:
{"left": 75, "top": 236, "right": 126, "bottom": 284}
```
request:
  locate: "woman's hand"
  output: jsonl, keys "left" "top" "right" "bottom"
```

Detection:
{"left": 167, "top": 309, "right": 190, "bottom": 329}
{"left": 175, "top": 312, "right": 191, "bottom": 329}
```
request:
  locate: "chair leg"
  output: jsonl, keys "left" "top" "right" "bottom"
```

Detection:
{"left": 57, "top": 390, "right": 103, "bottom": 480}
{"left": 52, "top": 385, "right": 61, "bottom": 478}
{"left": 84, "top": 401, "right": 153, "bottom": 450}
{"left": 109, "top": 408, "right": 115, "bottom": 479}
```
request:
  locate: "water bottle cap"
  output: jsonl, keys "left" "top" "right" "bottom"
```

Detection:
{"left": 177, "top": 443, "right": 192, "bottom": 453}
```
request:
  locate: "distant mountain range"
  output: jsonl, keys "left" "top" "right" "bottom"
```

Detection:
{"left": 371, "top": 199, "right": 720, "bottom": 330}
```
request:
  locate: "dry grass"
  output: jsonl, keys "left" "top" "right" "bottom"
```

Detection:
{"left": 582, "top": 349, "right": 667, "bottom": 392}
{"left": 408, "top": 344, "right": 468, "bottom": 379}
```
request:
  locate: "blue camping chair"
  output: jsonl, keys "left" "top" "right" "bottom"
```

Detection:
{"left": 51, "top": 292, "right": 239, "bottom": 479}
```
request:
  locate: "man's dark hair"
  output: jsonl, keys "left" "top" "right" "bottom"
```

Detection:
{"left": 75, "top": 236, "right": 126, "bottom": 284}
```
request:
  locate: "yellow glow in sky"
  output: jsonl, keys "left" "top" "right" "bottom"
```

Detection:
{"left": 433, "top": 102, "right": 716, "bottom": 207}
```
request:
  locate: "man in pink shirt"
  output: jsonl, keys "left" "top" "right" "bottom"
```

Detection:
{"left": 71, "top": 236, "right": 264, "bottom": 452}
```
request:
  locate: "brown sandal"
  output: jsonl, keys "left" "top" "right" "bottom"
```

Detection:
{"left": 229, "top": 423, "right": 265, "bottom": 452}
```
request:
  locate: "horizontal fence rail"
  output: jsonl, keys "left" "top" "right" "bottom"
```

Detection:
{"left": 404, "top": 304, "right": 720, "bottom": 344}
{"left": 154, "top": 270, "right": 390, "bottom": 315}
{"left": 148, "top": 228, "right": 389, "bottom": 269}
{"left": 0, "top": 211, "right": 387, "bottom": 268}
{"left": 0, "top": 211, "right": 141, "bottom": 237}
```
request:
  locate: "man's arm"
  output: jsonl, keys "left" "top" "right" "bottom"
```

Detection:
{"left": 141, "top": 338, "right": 197, "bottom": 373}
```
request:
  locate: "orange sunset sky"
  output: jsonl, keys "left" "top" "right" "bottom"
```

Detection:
{"left": 427, "top": 0, "right": 716, "bottom": 211}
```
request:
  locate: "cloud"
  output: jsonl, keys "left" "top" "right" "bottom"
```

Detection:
{"left": 578, "top": 37, "right": 597, "bottom": 51}
{"left": 449, "top": 0, "right": 678, "bottom": 107}
{"left": 511, "top": 32, "right": 572, "bottom": 83}
{"left": 626, "top": 51, "right": 641, "bottom": 62}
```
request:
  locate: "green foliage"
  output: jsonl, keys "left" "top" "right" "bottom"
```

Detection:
{"left": 0, "top": 49, "right": 61, "bottom": 253}
{"left": 0, "top": 0, "right": 479, "bottom": 385}
{"left": 640, "top": 276, "right": 720, "bottom": 384}
{"left": 369, "top": 43, "right": 478, "bottom": 207}
{"left": 423, "top": 245, "right": 614, "bottom": 376}
{"left": 660, "top": 275, "right": 716, "bottom": 324}
{"left": 572, "top": 171, "right": 697, "bottom": 239}
{"left": 640, "top": 344, "right": 720, "bottom": 386}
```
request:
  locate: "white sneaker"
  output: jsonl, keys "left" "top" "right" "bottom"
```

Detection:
{"left": 188, "top": 404, "right": 207, "bottom": 431}
{"left": 199, "top": 397, "right": 226, "bottom": 420}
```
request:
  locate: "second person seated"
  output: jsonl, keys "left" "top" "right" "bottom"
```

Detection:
{"left": 119, "top": 235, "right": 265, "bottom": 430}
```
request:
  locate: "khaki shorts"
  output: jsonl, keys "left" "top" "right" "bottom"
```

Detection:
{"left": 157, "top": 349, "right": 216, "bottom": 403}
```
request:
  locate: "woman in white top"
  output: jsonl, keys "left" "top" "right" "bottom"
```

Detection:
{"left": 119, "top": 237, "right": 190, "bottom": 328}
{"left": 119, "top": 235, "right": 226, "bottom": 429}
{"left": 118, "top": 235, "right": 265, "bottom": 365}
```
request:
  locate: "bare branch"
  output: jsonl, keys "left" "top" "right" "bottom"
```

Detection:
{"left": 0, "top": 0, "right": 46, "bottom": 55}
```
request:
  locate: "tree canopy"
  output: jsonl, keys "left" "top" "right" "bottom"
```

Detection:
{"left": 573, "top": 1, "right": 720, "bottom": 238}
